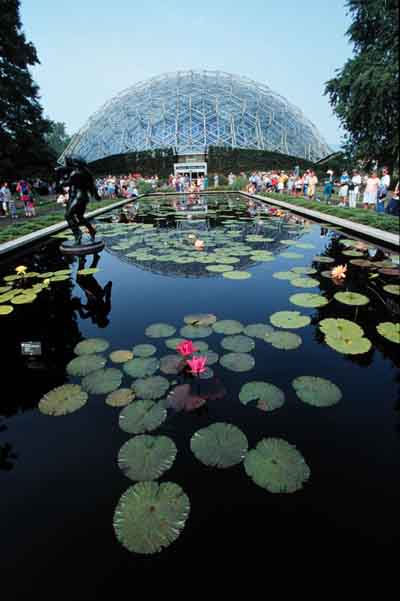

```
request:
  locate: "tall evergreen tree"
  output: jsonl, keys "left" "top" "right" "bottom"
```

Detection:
{"left": 325, "top": 0, "right": 399, "bottom": 171}
{"left": 45, "top": 121, "right": 72, "bottom": 157}
{"left": 0, "top": 0, "right": 53, "bottom": 179}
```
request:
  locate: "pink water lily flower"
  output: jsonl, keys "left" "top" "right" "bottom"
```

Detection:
{"left": 176, "top": 340, "right": 198, "bottom": 357}
{"left": 186, "top": 355, "right": 208, "bottom": 376}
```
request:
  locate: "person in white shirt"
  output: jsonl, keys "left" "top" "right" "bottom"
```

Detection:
{"left": 348, "top": 170, "right": 362, "bottom": 208}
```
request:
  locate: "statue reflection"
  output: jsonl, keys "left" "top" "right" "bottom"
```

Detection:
{"left": 72, "top": 254, "right": 112, "bottom": 328}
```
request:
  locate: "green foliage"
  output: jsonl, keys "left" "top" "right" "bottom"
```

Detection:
{"left": 208, "top": 146, "right": 315, "bottom": 175}
{"left": 45, "top": 121, "right": 72, "bottom": 157}
{"left": 0, "top": 0, "right": 54, "bottom": 179}
{"left": 325, "top": 0, "right": 399, "bottom": 170}
{"left": 89, "top": 147, "right": 176, "bottom": 177}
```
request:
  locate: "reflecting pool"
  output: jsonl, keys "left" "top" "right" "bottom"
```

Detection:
{"left": 1, "top": 193, "right": 399, "bottom": 597}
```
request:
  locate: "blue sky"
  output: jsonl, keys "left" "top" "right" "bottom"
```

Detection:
{"left": 21, "top": 0, "right": 352, "bottom": 144}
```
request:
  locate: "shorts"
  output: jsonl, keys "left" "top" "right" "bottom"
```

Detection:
{"left": 339, "top": 186, "right": 348, "bottom": 197}
{"left": 363, "top": 191, "right": 377, "bottom": 205}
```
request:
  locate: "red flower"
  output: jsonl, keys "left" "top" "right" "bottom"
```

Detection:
{"left": 186, "top": 356, "right": 208, "bottom": 376}
{"left": 176, "top": 340, "right": 198, "bottom": 357}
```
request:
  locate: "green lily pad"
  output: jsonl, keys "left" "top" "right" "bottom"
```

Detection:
{"left": 289, "top": 293, "right": 329, "bottom": 308}
{"left": 160, "top": 355, "right": 185, "bottom": 375}
{"left": 383, "top": 285, "right": 400, "bottom": 296}
{"left": 0, "top": 305, "right": 13, "bottom": 315}
{"left": 0, "top": 291, "right": 19, "bottom": 303}
{"left": 376, "top": 322, "right": 400, "bottom": 344}
{"left": 239, "top": 381, "right": 285, "bottom": 412}
{"left": 291, "top": 267, "right": 317, "bottom": 275}
{"left": 77, "top": 267, "right": 100, "bottom": 275}
{"left": 319, "top": 318, "right": 371, "bottom": 354}
{"left": 183, "top": 313, "right": 217, "bottom": 326}
{"left": 164, "top": 338, "right": 186, "bottom": 351}
{"left": 124, "top": 357, "right": 160, "bottom": 378}
{"left": 39, "top": 384, "right": 88, "bottom": 416}
{"left": 180, "top": 325, "right": 213, "bottom": 338}
{"left": 113, "top": 481, "right": 190, "bottom": 554}
{"left": 82, "top": 368, "right": 123, "bottom": 394}
{"left": 265, "top": 330, "right": 302, "bottom": 350}
{"left": 3, "top": 274, "right": 22, "bottom": 282}
{"left": 132, "top": 376, "right": 170, "bottom": 400}
{"left": 74, "top": 338, "right": 110, "bottom": 355}
{"left": 132, "top": 344, "right": 157, "bottom": 357}
{"left": 193, "top": 350, "right": 219, "bottom": 366}
{"left": 334, "top": 291, "right": 370, "bottom": 306}
{"left": 66, "top": 354, "right": 107, "bottom": 377}
{"left": 190, "top": 423, "right": 248, "bottom": 468}
{"left": 221, "top": 335, "right": 255, "bottom": 353}
{"left": 325, "top": 335, "right": 372, "bottom": 354}
{"left": 313, "top": 255, "right": 334, "bottom": 263}
{"left": 118, "top": 435, "right": 177, "bottom": 481}
{"left": 273, "top": 271, "right": 297, "bottom": 280}
{"left": 270, "top": 311, "right": 311, "bottom": 329}
{"left": 53, "top": 269, "right": 72, "bottom": 276}
{"left": 206, "top": 264, "right": 234, "bottom": 272}
{"left": 145, "top": 323, "right": 176, "bottom": 338}
{"left": 243, "top": 323, "right": 275, "bottom": 339}
{"left": 295, "top": 242, "right": 315, "bottom": 249}
{"left": 342, "top": 250, "right": 364, "bottom": 257}
{"left": 119, "top": 400, "right": 167, "bottom": 434}
{"left": 290, "top": 277, "right": 319, "bottom": 288}
{"left": 244, "top": 438, "right": 311, "bottom": 493}
{"left": 192, "top": 340, "right": 209, "bottom": 352}
{"left": 292, "top": 376, "right": 342, "bottom": 407}
{"left": 220, "top": 352, "right": 255, "bottom": 372}
{"left": 11, "top": 294, "right": 37, "bottom": 304}
{"left": 0, "top": 286, "right": 12, "bottom": 294}
{"left": 105, "top": 388, "right": 135, "bottom": 407}
{"left": 212, "top": 320, "right": 244, "bottom": 335}
{"left": 50, "top": 275, "right": 70, "bottom": 282}
{"left": 222, "top": 270, "right": 252, "bottom": 280}
{"left": 110, "top": 350, "right": 134, "bottom": 363}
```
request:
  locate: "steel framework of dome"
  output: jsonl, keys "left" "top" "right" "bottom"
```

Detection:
{"left": 63, "top": 70, "right": 332, "bottom": 163}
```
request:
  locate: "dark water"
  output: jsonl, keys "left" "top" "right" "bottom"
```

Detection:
{"left": 1, "top": 194, "right": 399, "bottom": 598}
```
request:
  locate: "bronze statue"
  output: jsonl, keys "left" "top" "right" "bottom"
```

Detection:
{"left": 56, "top": 156, "right": 100, "bottom": 245}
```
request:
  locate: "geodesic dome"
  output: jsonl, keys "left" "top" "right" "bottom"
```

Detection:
{"left": 63, "top": 70, "right": 331, "bottom": 163}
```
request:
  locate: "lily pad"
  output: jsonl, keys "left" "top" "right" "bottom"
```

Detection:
{"left": 221, "top": 335, "right": 255, "bottom": 353}
{"left": 0, "top": 286, "right": 12, "bottom": 294}
{"left": 243, "top": 323, "right": 275, "bottom": 339}
{"left": 270, "top": 311, "right": 311, "bottom": 329}
{"left": 160, "top": 355, "right": 185, "bottom": 375}
{"left": 212, "top": 320, "right": 244, "bottom": 335}
{"left": 280, "top": 252, "right": 303, "bottom": 259}
{"left": 220, "top": 352, "right": 255, "bottom": 372}
{"left": 66, "top": 354, "right": 107, "bottom": 377}
{"left": 290, "top": 277, "right": 319, "bottom": 288}
{"left": 0, "top": 305, "right": 14, "bottom": 315}
{"left": 289, "top": 293, "right": 329, "bottom": 308}
{"left": 113, "top": 481, "right": 190, "bottom": 554}
{"left": 132, "top": 344, "right": 157, "bottom": 357}
{"left": 74, "top": 338, "right": 110, "bottom": 355}
{"left": 11, "top": 294, "right": 37, "bottom": 304}
{"left": 164, "top": 338, "right": 186, "bottom": 351}
{"left": 183, "top": 313, "right": 217, "bottom": 326}
{"left": 192, "top": 340, "right": 209, "bottom": 352}
{"left": 180, "top": 325, "right": 213, "bottom": 338}
{"left": 193, "top": 350, "right": 219, "bottom": 366}
{"left": 319, "top": 318, "right": 372, "bottom": 354}
{"left": 291, "top": 267, "right": 317, "bottom": 275}
{"left": 273, "top": 271, "right": 296, "bottom": 280}
{"left": 206, "top": 264, "right": 234, "bottom": 272}
{"left": 334, "top": 291, "right": 370, "bottom": 306}
{"left": 376, "top": 322, "right": 400, "bottom": 344}
{"left": 39, "top": 384, "right": 88, "bottom": 416}
{"left": 222, "top": 270, "right": 252, "bottom": 280}
{"left": 239, "top": 381, "right": 285, "bottom": 411}
{"left": 244, "top": 438, "right": 311, "bottom": 493}
{"left": 118, "top": 435, "right": 177, "bottom": 481}
{"left": 145, "top": 323, "right": 176, "bottom": 338}
{"left": 105, "top": 388, "right": 135, "bottom": 407}
{"left": 123, "top": 357, "right": 160, "bottom": 378}
{"left": 264, "top": 330, "right": 302, "bottom": 350}
{"left": 313, "top": 255, "right": 334, "bottom": 263}
{"left": 82, "top": 368, "right": 123, "bottom": 394}
{"left": 292, "top": 376, "right": 342, "bottom": 407}
{"left": 119, "top": 400, "right": 167, "bottom": 434}
{"left": 132, "top": 376, "right": 170, "bottom": 400}
{"left": 190, "top": 423, "right": 248, "bottom": 468}
{"left": 77, "top": 267, "right": 100, "bottom": 275}
{"left": 383, "top": 285, "right": 400, "bottom": 296}
{"left": 110, "top": 350, "right": 134, "bottom": 363}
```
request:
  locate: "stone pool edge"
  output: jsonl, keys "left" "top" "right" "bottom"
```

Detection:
{"left": 241, "top": 191, "right": 399, "bottom": 249}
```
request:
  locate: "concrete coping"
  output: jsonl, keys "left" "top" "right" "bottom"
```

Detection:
{"left": 242, "top": 192, "right": 399, "bottom": 249}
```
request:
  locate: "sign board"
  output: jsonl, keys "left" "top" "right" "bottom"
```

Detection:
{"left": 174, "top": 162, "right": 207, "bottom": 176}
{"left": 21, "top": 341, "right": 42, "bottom": 356}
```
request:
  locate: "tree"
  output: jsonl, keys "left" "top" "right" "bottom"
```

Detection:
{"left": 45, "top": 121, "right": 72, "bottom": 157}
{"left": 0, "top": 0, "right": 54, "bottom": 180}
{"left": 325, "top": 0, "right": 399, "bottom": 172}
